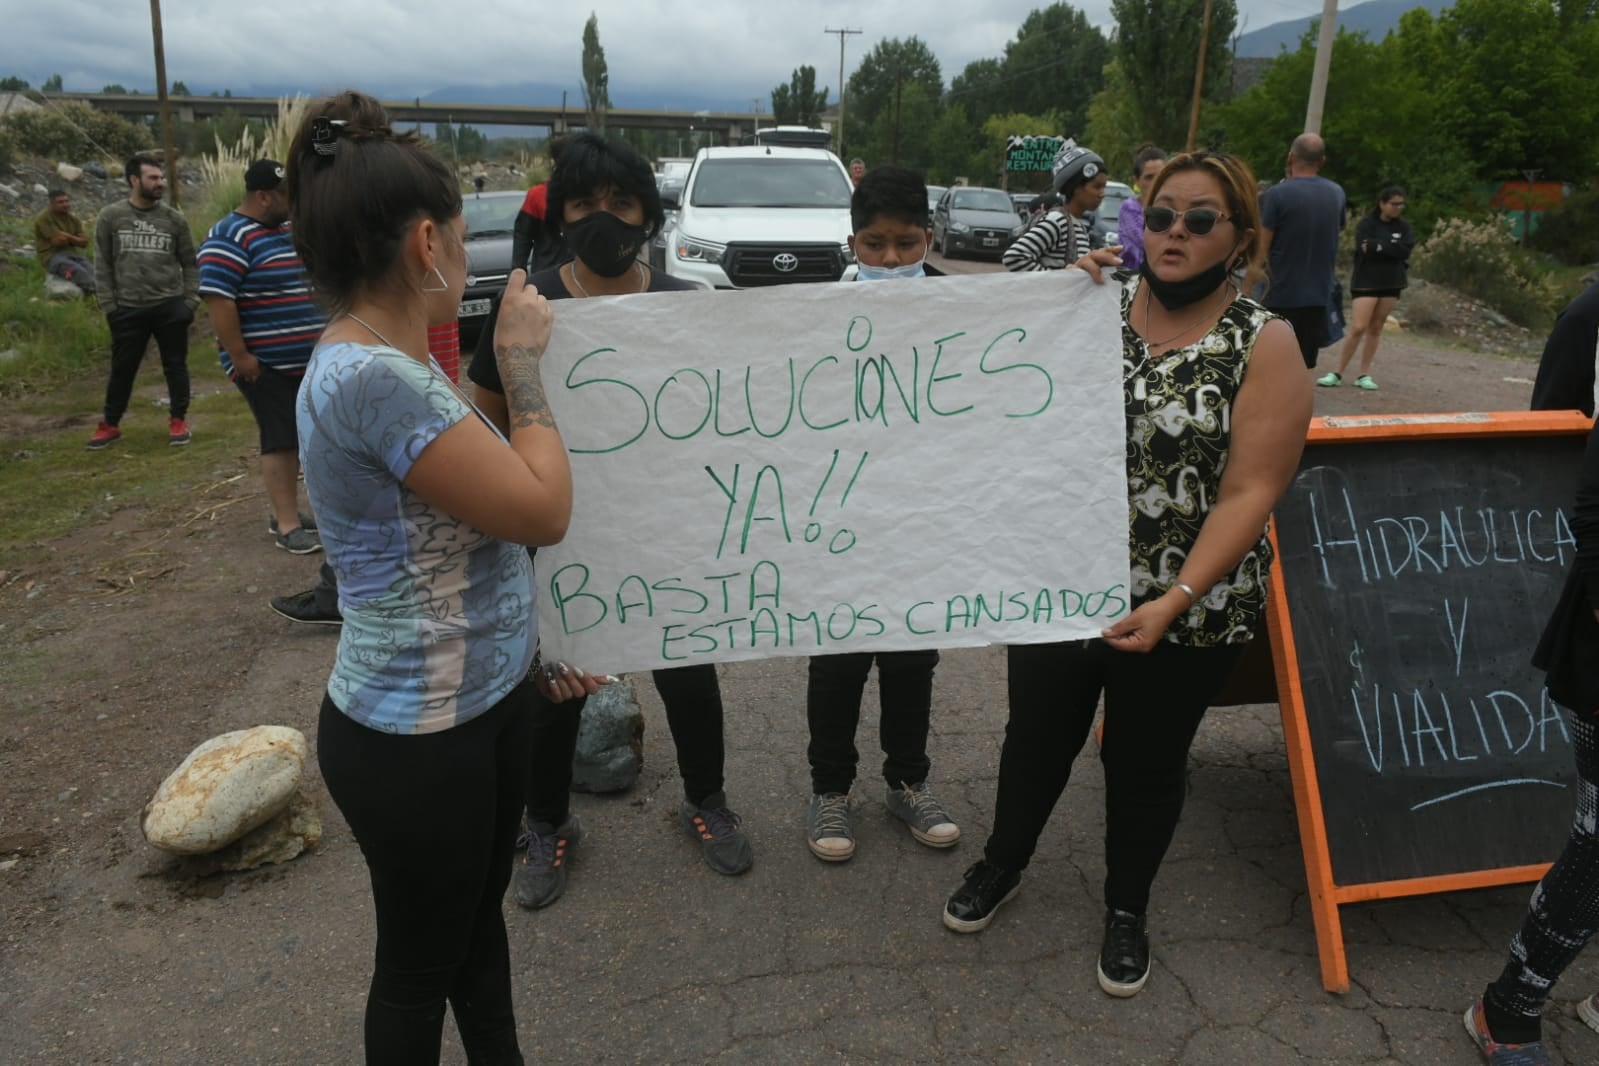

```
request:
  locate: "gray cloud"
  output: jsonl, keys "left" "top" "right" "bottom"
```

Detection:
{"left": 2, "top": 1, "right": 1328, "bottom": 103}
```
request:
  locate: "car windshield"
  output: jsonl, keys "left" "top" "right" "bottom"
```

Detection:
{"left": 953, "top": 189, "right": 1013, "bottom": 213}
{"left": 926, "top": 185, "right": 947, "bottom": 209}
{"left": 690, "top": 158, "right": 852, "bottom": 208}
{"left": 463, "top": 194, "right": 522, "bottom": 238}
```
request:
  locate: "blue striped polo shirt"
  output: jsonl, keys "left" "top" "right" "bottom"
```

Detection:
{"left": 198, "top": 212, "right": 325, "bottom": 376}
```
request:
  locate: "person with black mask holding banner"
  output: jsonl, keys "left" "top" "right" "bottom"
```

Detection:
{"left": 468, "top": 133, "right": 754, "bottom": 912}
{"left": 945, "top": 151, "right": 1311, "bottom": 1000}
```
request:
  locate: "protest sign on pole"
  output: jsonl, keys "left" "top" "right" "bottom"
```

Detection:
{"left": 534, "top": 270, "right": 1127, "bottom": 674}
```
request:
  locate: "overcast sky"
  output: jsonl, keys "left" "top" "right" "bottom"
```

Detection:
{"left": 3, "top": 1, "right": 1333, "bottom": 105}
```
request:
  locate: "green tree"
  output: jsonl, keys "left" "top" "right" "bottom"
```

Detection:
{"left": 581, "top": 13, "right": 610, "bottom": 133}
{"left": 948, "top": 58, "right": 1004, "bottom": 128}
{"left": 0, "top": 76, "right": 29, "bottom": 91}
{"left": 771, "top": 65, "right": 829, "bottom": 127}
{"left": 171, "top": 80, "right": 190, "bottom": 96}
{"left": 1084, "top": 60, "right": 1144, "bottom": 179}
{"left": 854, "top": 80, "right": 941, "bottom": 172}
{"left": 927, "top": 102, "right": 982, "bottom": 184}
{"left": 102, "top": 83, "right": 128, "bottom": 94}
{"left": 42, "top": 73, "right": 63, "bottom": 93}
{"left": 1214, "top": 28, "right": 1476, "bottom": 231}
{"left": 996, "top": 3, "right": 1110, "bottom": 138}
{"left": 844, "top": 37, "right": 944, "bottom": 160}
{"left": 1111, "top": 0, "right": 1238, "bottom": 151}
{"left": 1422, "top": 0, "right": 1599, "bottom": 179}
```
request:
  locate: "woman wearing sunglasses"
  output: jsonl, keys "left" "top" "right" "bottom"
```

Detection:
{"left": 943, "top": 151, "right": 1311, "bottom": 1000}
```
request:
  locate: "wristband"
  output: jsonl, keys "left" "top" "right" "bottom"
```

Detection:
{"left": 1174, "top": 581, "right": 1197, "bottom": 606}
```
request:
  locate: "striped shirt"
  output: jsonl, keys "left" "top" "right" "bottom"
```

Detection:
{"left": 1003, "top": 210, "right": 1091, "bottom": 273}
{"left": 198, "top": 212, "right": 324, "bottom": 375}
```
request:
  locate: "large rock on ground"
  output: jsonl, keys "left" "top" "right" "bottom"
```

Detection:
{"left": 142, "top": 726, "right": 307, "bottom": 854}
{"left": 571, "top": 680, "right": 644, "bottom": 793}
{"left": 178, "top": 791, "right": 322, "bottom": 875}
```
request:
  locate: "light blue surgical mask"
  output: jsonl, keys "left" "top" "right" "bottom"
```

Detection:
{"left": 856, "top": 258, "right": 927, "bottom": 282}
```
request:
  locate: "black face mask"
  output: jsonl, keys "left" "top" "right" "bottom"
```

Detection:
{"left": 1138, "top": 254, "right": 1234, "bottom": 311}
{"left": 565, "top": 211, "right": 650, "bottom": 278}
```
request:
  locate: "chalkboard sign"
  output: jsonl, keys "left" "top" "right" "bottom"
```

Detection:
{"left": 1265, "top": 411, "right": 1593, "bottom": 992}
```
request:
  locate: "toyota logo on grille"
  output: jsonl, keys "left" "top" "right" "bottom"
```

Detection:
{"left": 772, "top": 253, "right": 800, "bottom": 273}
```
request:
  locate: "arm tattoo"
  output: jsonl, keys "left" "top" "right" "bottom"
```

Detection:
{"left": 498, "top": 344, "right": 557, "bottom": 430}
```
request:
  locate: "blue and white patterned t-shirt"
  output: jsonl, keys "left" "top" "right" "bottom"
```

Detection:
{"left": 297, "top": 340, "right": 536, "bottom": 734}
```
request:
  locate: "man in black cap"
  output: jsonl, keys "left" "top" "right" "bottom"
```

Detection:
{"left": 198, "top": 160, "right": 327, "bottom": 554}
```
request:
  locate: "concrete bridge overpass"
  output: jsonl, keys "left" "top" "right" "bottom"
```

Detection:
{"left": 57, "top": 92, "right": 772, "bottom": 141}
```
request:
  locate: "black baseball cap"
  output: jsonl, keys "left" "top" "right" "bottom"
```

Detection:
{"left": 245, "top": 159, "right": 286, "bottom": 192}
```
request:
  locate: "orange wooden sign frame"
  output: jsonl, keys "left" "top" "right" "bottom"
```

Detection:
{"left": 1266, "top": 410, "right": 1594, "bottom": 992}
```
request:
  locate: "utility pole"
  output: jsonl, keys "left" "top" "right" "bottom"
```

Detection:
{"left": 1303, "top": 0, "right": 1339, "bottom": 134}
{"left": 823, "top": 26, "right": 862, "bottom": 155}
{"left": 1185, "top": 0, "right": 1215, "bottom": 152}
{"left": 148, "top": 0, "right": 180, "bottom": 207}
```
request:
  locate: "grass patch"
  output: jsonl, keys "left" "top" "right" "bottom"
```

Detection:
{"left": 0, "top": 351, "right": 260, "bottom": 570}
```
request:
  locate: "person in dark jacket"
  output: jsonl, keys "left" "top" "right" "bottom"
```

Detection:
{"left": 1463, "top": 416, "right": 1599, "bottom": 1064}
{"left": 1530, "top": 281, "right": 1599, "bottom": 417}
{"left": 509, "top": 136, "right": 569, "bottom": 276}
{"left": 1317, "top": 186, "right": 1414, "bottom": 390}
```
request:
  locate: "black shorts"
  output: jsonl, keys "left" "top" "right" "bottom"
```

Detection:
{"left": 234, "top": 365, "right": 303, "bottom": 454}
{"left": 1272, "top": 305, "right": 1327, "bottom": 369}
{"left": 1350, "top": 288, "right": 1403, "bottom": 300}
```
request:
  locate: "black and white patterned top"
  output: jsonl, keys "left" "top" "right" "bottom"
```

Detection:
{"left": 1121, "top": 275, "right": 1278, "bottom": 646}
{"left": 1003, "top": 210, "right": 1090, "bottom": 272}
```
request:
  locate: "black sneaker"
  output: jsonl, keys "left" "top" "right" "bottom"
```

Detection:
{"left": 268, "top": 589, "right": 341, "bottom": 626}
{"left": 679, "top": 792, "right": 753, "bottom": 875}
{"left": 942, "top": 861, "right": 1020, "bottom": 933}
{"left": 1097, "top": 908, "right": 1150, "bottom": 997}
{"left": 512, "top": 814, "right": 582, "bottom": 910}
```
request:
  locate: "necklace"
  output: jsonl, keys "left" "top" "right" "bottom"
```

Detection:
{"left": 344, "top": 311, "right": 396, "bottom": 350}
{"left": 1140, "top": 280, "right": 1233, "bottom": 349}
{"left": 567, "top": 261, "right": 646, "bottom": 299}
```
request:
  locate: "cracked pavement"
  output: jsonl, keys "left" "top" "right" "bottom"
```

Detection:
{"left": 7, "top": 649, "right": 1599, "bottom": 1064}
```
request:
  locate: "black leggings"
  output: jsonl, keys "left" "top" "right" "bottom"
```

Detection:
{"left": 984, "top": 639, "right": 1244, "bottom": 914}
{"left": 1487, "top": 711, "right": 1599, "bottom": 1027}
{"left": 525, "top": 663, "right": 724, "bottom": 826}
{"left": 318, "top": 682, "right": 535, "bottom": 1066}
{"left": 104, "top": 298, "right": 192, "bottom": 423}
{"left": 806, "top": 650, "right": 939, "bottom": 795}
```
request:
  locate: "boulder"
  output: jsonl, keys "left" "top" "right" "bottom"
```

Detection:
{"left": 30, "top": 183, "right": 48, "bottom": 195}
{"left": 80, "top": 161, "right": 108, "bottom": 179}
{"left": 178, "top": 791, "right": 321, "bottom": 875}
{"left": 571, "top": 679, "right": 645, "bottom": 793}
{"left": 43, "top": 276, "right": 83, "bottom": 300}
{"left": 142, "top": 726, "right": 307, "bottom": 854}
{"left": 55, "top": 162, "right": 83, "bottom": 183}
{"left": 0, "top": 184, "right": 18, "bottom": 200}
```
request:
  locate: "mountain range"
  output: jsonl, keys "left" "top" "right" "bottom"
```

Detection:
{"left": 1233, "top": 0, "right": 1449, "bottom": 58}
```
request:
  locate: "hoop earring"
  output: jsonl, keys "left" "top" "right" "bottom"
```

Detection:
{"left": 421, "top": 265, "right": 448, "bottom": 294}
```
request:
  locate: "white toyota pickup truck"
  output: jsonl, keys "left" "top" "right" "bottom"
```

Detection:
{"left": 663, "top": 145, "right": 858, "bottom": 290}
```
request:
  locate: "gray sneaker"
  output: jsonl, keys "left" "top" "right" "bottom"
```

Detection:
{"left": 887, "top": 782, "right": 960, "bottom": 848}
{"left": 806, "top": 792, "right": 856, "bottom": 862}
{"left": 268, "top": 512, "right": 319, "bottom": 535}
{"left": 679, "top": 792, "right": 753, "bottom": 875}
{"left": 512, "top": 814, "right": 582, "bottom": 910}
{"left": 274, "top": 526, "right": 322, "bottom": 555}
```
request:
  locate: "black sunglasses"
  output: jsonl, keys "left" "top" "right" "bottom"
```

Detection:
{"left": 1145, "top": 207, "right": 1231, "bottom": 235}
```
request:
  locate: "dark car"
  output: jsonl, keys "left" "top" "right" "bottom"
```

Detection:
{"left": 927, "top": 184, "right": 947, "bottom": 216}
{"left": 932, "top": 186, "right": 1024, "bottom": 259}
{"left": 457, "top": 190, "right": 524, "bottom": 352}
{"left": 1010, "top": 192, "right": 1032, "bottom": 221}
{"left": 1092, "top": 180, "right": 1135, "bottom": 245}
